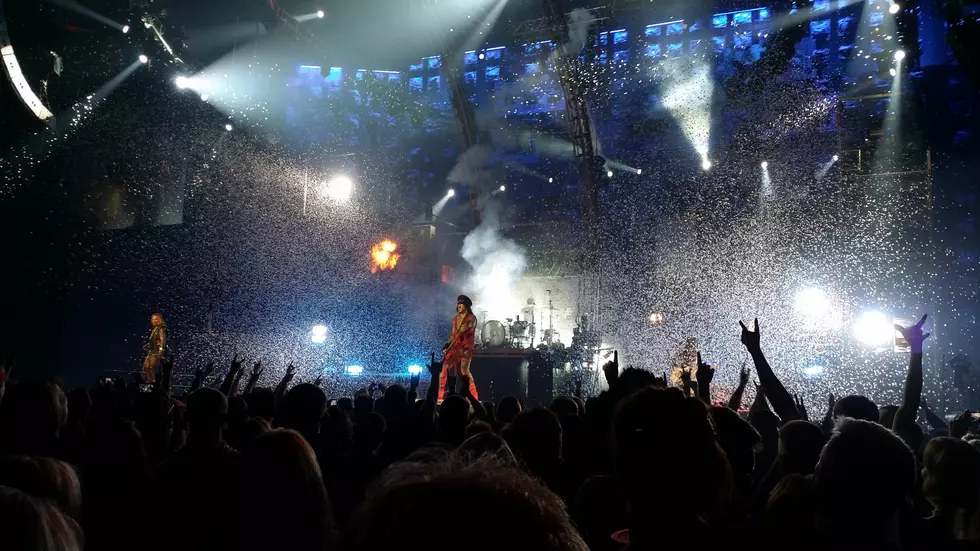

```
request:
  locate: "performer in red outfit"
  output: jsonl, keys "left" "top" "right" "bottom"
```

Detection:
{"left": 439, "top": 295, "right": 479, "bottom": 401}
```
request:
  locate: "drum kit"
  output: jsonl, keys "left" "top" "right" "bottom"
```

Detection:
{"left": 480, "top": 316, "right": 539, "bottom": 349}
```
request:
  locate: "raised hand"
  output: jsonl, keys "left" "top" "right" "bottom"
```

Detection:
{"left": 251, "top": 361, "right": 263, "bottom": 378}
{"left": 410, "top": 369, "right": 421, "bottom": 390}
{"left": 285, "top": 363, "right": 297, "bottom": 378}
{"left": 230, "top": 353, "right": 245, "bottom": 374}
{"left": 895, "top": 314, "right": 930, "bottom": 353}
{"left": 739, "top": 362, "right": 750, "bottom": 387}
{"left": 428, "top": 352, "right": 443, "bottom": 376}
{"left": 601, "top": 351, "right": 619, "bottom": 386}
{"left": 695, "top": 352, "right": 714, "bottom": 385}
{"left": 827, "top": 393, "right": 836, "bottom": 412}
{"left": 203, "top": 361, "right": 216, "bottom": 378}
{"left": 313, "top": 373, "right": 324, "bottom": 387}
{"left": 793, "top": 393, "right": 809, "bottom": 421}
{"left": 739, "top": 318, "right": 761, "bottom": 352}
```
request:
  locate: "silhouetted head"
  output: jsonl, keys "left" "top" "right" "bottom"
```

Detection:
{"left": 0, "top": 486, "right": 83, "bottom": 551}
{"left": 276, "top": 383, "right": 327, "bottom": 443}
{"left": 549, "top": 396, "right": 579, "bottom": 417}
{"left": 354, "top": 412, "right": 387, "bottom": 453}
{"left": 617, "top": 367, "right": 657, "bottom": 394}
{"left": 353, "top": 394, "right": 374, "bottom": 416}
{"left": 778, "top": 420, "right": 827, "bottom": 475}
{"left": 814, "top": 418, "right": 915, "bottom": 541}
{"left": 186, "top": 388, "right": 228, "bottom": 434}
{"left": 765, "top": 473, "right": 818, "bottom": 543}
{"left": 502, "top": 407, "right": 562, "bottom": 478}
{"left": 922, "top": 436, "right": 980, "bottom": 516}
{"left": 496, "top": 396, "right": 522, "bottom": 424}
{"left": 465, "top": 420, "right": 492, "bottom": 439}
{"left": 383, "top": 384, "right": 408, "bottom": 411}
{"left": 614, "top": 387, "right": 732, "bottom": 526}
{"left": 343, "top": 456, "right": 588, "bottom": 551}
{"left": 245, "top": 388, "right": 276, "bottom": 421}
{"left": 239, "top": 429, "right": 334, "bottom": 551}
{"left": 0, "top": 381, "right": 68, "bottom": 456}
{"left": 438, "top": 395, "right": 470, "bottom": 446}
{"left": 458, "top": 432, "right": 517, "bottom": 465}
{"left": 0, "top": 456, "right": 82, "bottom": 521}
{"left": 833, "top": 395, "right": 879, "bottom": 423}
{"left": 710, "top": 406, "right": 761, "bottom": 485}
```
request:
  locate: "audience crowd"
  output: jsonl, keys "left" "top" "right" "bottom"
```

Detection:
{"left": 2, "top": 314, "right": 980, "bottom": 550}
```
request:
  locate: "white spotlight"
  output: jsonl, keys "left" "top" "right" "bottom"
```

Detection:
{"left": 854, "top": 311, "right": 895, "bottom": 347}
{"left": 803, "top": 365, "right": 825, "bottom": 376}
{"left": 499, "top": 185, "right": 506, "bottom": 192}
{"left": 701, "top": 159, "right": 712, "bottom": 171}
{"left": 479, "top": 53, "right": 485, "bottom": 60}
{"left": 894, "top": 50, "right": 906, "bottom": 61}
{"left": 794, "top": 288, "right": 829, "bottom": 318}
{"left": 200, "top": 94, "right": 209, "bottom": 101}
{"left": 761, "top": 161, "right": 768, "bottom": 169}
{"left": 346, "top": 365, "right": 364, "bottom": 376}
{"left": 636, "top": 169, "right": 642, "bottom": 175}
{"left": 606, "top": 170, "right": 613, "bottom": 178}
{"left": 889, "top": 2, "right": 900, "bottom": 14}
{"left": 325, "top": 175, "right": 354, "bottom": 201}
{"left": 122, "top": 25, "right": 130, "bottom": 34}
{"left": 225, "top": 123, "right": 233, "bottom": 131}
{"left": 548, "top": 177, "right": 554, "bottom": 183}
{"left": 175, "top": 76, "right": 189, "bottom": 89}
{"left": 832, "top": 154, "right": 839, "bottom": 162}
{"left": 447, "top": 189, "right": 456, "bottom": 197}
{"left": 317, "top": 9, "right": 325, "bottom": 18}
{"left": 408, "top": 365, "right": 423, "bottom": 375}
{"left": 889, "top": 68, "right": 897, "bottom": 76}
{"left": 138, "top": 55, "right": 148, "bottom": 64}
{"left": 311, "top": 324, "right": 327, "bottom": 344}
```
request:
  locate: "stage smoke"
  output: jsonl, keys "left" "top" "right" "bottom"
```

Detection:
{"left": 460, "top": 202, "right": 527, "bottom": 324}
{"left": 451, "top": 146, "right": 527, "bottom": 323}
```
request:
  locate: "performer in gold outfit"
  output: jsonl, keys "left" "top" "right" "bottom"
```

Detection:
{"left": 439, "top": 295, "right": 479, "bottom": 401}
{"left": 142, "top": 313, "right": 167, "bottom": 383}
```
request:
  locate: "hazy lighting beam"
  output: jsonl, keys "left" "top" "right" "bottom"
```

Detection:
{"left": 44, "top": 0, "right": 126, "bottom": 31}
{"left": 663, "top": 65, "right": 713, "bottom": 169}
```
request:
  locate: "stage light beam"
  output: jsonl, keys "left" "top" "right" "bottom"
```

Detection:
{"left": 346, "top": 365, "right": 363, "bottom": 376}
{"left": 138, "top": 55, "right": 148, "bottom": 64}
{"left": 122, "top": 25, "right": 130, "bottom": 33}
{"left": 499, "top": 185, "right": 506, "bottom": 191}
{"left": 894, "top": 50, "right": 906, "bottom": 61}
{"left": 408, "top": 365, "right": 423, "bottom": 375}
{"left": 854, "top": 311, "right": 895, "bottom": 347}
{"left": 317, "top": 10, "right": 325, "bottom": 18}
{"left": 889, "top": 2, "right": 900, "bottom": 14}
{"left": 175, "top": 76, "right": 189, "bottom": 89}
{"left": 447, "top": 189, "right": 456, "bottom": 197}
{"left": 761, "top": 161, "right": 768, "bottom": 169}
{"left": 325, "top": 175, "right": 354, "bottom": 201}
{"left": 832, "top": 154, "right": 839, "bottom": 162}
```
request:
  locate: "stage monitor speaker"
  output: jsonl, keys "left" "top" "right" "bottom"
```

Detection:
{"left": 471, "top": 352, "right": 528, "bottom": 404}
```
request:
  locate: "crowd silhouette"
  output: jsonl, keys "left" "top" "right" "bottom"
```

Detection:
{"left": 2, "top": 314, "right": 980, "bottom": 550}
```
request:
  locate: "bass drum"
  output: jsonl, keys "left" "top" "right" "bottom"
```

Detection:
{"left": 481, "top": 320, "right": 507, "bottom": 347}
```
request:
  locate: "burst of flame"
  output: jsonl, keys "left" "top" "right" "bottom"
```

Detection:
{"left": 371, "top": 239, "right": 400, "bottom": 274}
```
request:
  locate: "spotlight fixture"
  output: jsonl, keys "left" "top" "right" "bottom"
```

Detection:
{"left": 889, "top": 68, "right": 897, "bottom": 76}
{"left": 889, "top": 2, "right": 900, "bottom": 14}
{"left": 478, "top": 53, "right": 485, "bottom": 60}
{"left": 894, "top": 50, "right": 906, "bottom": 61}
{"left": 138, "top": 55, "right": 148, "bottom": 64}
{"left": 317, "top": 9, "right": 325, "bottom": 18}
{"left": 606, "top": 170, "right": 613, "bottom": 178}
{"left": 175, "top": 76, "right": 189, "bottom": 89}
{"left": 701, "top": 159, "right": 712, "bottom": 171}
{"left": 832, "top": 154, "right": 839, "bottom": 162}
{"left": 122, "top": 25, "right": 130, "bottom": 34}
{"left": 200, "top": 94, "right": 209, "bottom": 101}
{"left": 636, "top": 169, "right": 642, "bottom": 175}
{"left": 499, "top": 185, "right": 506, "bottom": 192}
{"left": 761, "top": 161, "right": 768, "bottom": 169}
{"left": 548, "top": 177, "right": 554, "bottom": 183}
{"left": 447, "top": 189, "right": 456, "bottom": 197}
{"left": 225, "top": 123, "right": 233, "bottom": 131}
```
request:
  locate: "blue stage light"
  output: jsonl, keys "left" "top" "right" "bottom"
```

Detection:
{"left": 346, "top": 365, "right": 363, "bottom": 375}
{"left": 408, "top": 365, "right": 423, "bottom": 375}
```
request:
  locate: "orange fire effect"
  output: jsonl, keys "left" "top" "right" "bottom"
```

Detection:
{"left": 370, "top": 239, "right": 400, "bottom": 274}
